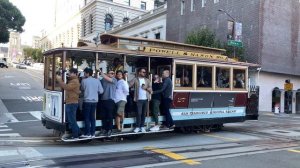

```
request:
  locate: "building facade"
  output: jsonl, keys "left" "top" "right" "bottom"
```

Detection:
{"left": 40, "top": 0, "right": 83, "bottom": 50}
{"left": 8, "top": 31, "right": 22, "bottom": 63}
{"left": 167, "top": 0, "right": 300, "bottom": 114}
{"left": 107, "top": 4, "right": 167, "bottom": 40}
{"left": 32, "top": 36, "right": 41, "bottom": 49}
{"left": 81, "top": 0, "right": 155, "bottom": 41}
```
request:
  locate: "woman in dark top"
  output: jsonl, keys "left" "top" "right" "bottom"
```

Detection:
{"left": 150, "top": 74, "right": 162, "bottom": 131}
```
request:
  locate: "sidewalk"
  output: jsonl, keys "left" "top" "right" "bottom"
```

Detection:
{"left": 259, "top": 111, "right": 300, "bottom": 118}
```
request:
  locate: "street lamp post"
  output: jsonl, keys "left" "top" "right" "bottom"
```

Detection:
{"left": 218, "top": 9, "right": 236, "bottom": 59}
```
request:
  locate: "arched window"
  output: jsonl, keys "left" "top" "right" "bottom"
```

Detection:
{"left": 123, "top": 17, "right": 129, "bottom": 23}
{"left": 104, "top": 14, "right": 113, "bottom": 31}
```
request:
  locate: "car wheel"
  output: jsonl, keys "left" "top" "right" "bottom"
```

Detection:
{"left": 0, "top": 64, "right": 3, "bottom": 68}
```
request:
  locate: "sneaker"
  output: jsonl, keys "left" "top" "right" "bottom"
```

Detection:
{"left": 159, "top": 125, "right": 168, "bottom": 130}
{"left": 106, "top": 130, "right": 112, "bottom": 137}
{"left": 169, "top": 125, "right": 175, "bottom": 129}
{"left": 133, "top": 127, "right": 140, "bottom": 133}
{"left": 80, "top": 135, "right": 91, "bottom": 138}
{"left": 140, "top": 127, "right": 146, "bottom": 133}
{"left": 100, "top": 130, "right": 107, "bottom": 136}
{"left": 63, "top": 137, "right": 79, "bottom": 140}
{"left": 116, "top": 129, "right": 122, "bottom": 133}
{"left": 150, "top": 125, "right": 160, "bottom": 132}
{"left": 91, "top": 135, "right": 95, "bottom": 138}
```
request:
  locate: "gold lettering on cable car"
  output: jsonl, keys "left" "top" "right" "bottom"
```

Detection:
{"left": 144, "top": 47, "right": 228, "bottom": 61}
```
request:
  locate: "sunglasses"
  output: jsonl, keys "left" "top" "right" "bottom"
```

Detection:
{"left": 109, "top": 72, "right": 115, "bottom": 75}
{"left": 141, "top": 71, "right": 146, "bottom": 73}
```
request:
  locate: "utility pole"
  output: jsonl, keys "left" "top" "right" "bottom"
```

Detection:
{"left": 218, "top": 9, "right": 241, "bottom": 59}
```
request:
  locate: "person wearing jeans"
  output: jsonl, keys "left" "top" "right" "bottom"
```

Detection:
{"left": 129, "top": 68, "right": 152, "bottom": 133}
{"left": 152, "top": 70, "right": 174, "bottom": 129}
{"left": 56, "top": 68, "right": 81, "bottom": 139}
{"left": 150, "top": 74, "right": 162, "bottom": 132}
{"left": 81, "top": 68, "right": 103, "bottom": 138}
{"left": 100, "top": 69, "right": 118, "bottom": 137}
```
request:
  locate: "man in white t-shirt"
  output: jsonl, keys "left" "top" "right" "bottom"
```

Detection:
{"left": 129, "top": 68, "right": 152, "bottom": 133}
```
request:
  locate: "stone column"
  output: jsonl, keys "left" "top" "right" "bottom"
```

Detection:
{"left": 292, "top": 91, "right": 296, "bottom": 114}
{"left": 280, "top": 91, "right": 285, "bottom": 113}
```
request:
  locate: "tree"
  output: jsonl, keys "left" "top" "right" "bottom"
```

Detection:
{"left": 185, "top": 28, "right": 223, "bottom": 48}
{"left": 23, "top": 47, "right": 43, "bottom": 63}
{"left": 0, "top": 0, "right": 26, "bottom": 43}
{"left": 185, "top": 28, "right": 244, "bottom": 61}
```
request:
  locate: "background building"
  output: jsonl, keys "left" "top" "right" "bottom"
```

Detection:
{"left": 32, "top": 36, "right": 41, "bottom": 49}
{"left": 40, "top": 0, "right": 83, "bottom": 50}
{"left": 81, "top": 0, "right": 155, "bottom": 41}
{"left": 8, "top": 31, "right": 22, "bottom": 63}
{"left": 0, "top": 46, "right": 8, "bottom": 59}
{"left": 166, "top": 0, "right": 300, "bottom": 114}
{"left": 107, "top": 4, "right": 167, "bottom": 40}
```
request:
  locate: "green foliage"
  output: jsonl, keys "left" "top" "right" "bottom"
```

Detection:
{"left": 185, "top": 28, "right": 223, "bottom": 48}
{"left": 0, "top": 0, "right": 26, "bottom": 43}
{"left": 223, "top": 44, "right": 245, "bottom": 61}
{"left": 185, "top": 28, "right": 245, "bottom": 61}
{"left": 23, "top": 47, "right": 43, "bottom": 63}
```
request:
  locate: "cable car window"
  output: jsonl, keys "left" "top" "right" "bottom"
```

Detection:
{"left": 175, "top": 64, "right": 194, "bottom": 88}
{"left": 197, "top": 66, "right": 212, "bottom": 88}
{"left": 54, "top": 54, "right": 63, "bottom": 91}
{"left": 216, "top": 67, "right": 230, "bottom": 89}
{"left": 45, "top": 56, "right": 53, "bottom": 90}
{"left": 233, "top": 69, "right": 246, "bottom": 89}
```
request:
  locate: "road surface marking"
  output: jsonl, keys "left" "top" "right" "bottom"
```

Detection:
{"left": 0, "top": 129, "right": 12, "bottom": 132}
{"left": 203, "top": 134, "right": 239, "bottom": 142}
{"left": 288, "top": 149, "right": 300, "bottom": 153}
{"left": 144, "top": 147, "right": 201, "bottom": 165}
{"left": 0, "top": 133, "right": 20, "bottom": 137}
{"left": 0, "top": 150, "right": 19, "bottom": 157}
{"left": 22, "top": 96, "right": 43, "bottom": 102}
{"left": 6, "top": 120, "right": 40, "bottom": 124}
{"left": 0, "top": 125, "right": 8, "bottom": 128}
{"left": 30, "top": 111, "right": 41, "bottom": 120}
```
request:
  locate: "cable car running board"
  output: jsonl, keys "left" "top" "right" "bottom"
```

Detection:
{"left": 61, "top": 129, "right": 174, "bottom": 142}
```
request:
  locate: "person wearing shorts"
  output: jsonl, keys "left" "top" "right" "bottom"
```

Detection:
{"left": 114, "top": 70, "right": 129, "bottom": 132}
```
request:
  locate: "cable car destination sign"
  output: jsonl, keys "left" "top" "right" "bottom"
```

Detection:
{"left": 144, "top": 47, "right": 228, "bottom": 61}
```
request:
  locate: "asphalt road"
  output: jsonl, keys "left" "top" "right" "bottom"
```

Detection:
{"left": 1, "top": 67, "right": 300, "bottom": 168}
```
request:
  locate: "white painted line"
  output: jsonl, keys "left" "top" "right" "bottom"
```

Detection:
{"left": 4, "top": 113, "right": 19, "bottom": 123}
{"left": 0, "top": 133, "right": 20, "bottom": 137}
{"left": 0, "top": 125, "right": 8, "bottom": 128}
{"left": 0, "top": 150, "right": 19, "bottom": 157}
{"left": 0, "top": 148, "right": 43, "bottom": 158}
{"left": 0, "top": 129, "right": 12, "bottom": 132}
{"left": 6, "top": 120, "right": 40, "bottom": 124}
{"left": 18, "top": 147, "right": 43, "bottom": 158}
{"left": 30, "top": 111, "right": 41, "bottom": 120}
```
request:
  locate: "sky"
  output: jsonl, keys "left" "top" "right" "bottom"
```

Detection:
{"left": 9, "top": 0, "right": 55, "bottom": 46}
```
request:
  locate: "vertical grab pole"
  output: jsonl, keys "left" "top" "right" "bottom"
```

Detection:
{"left": 95, "top": 52, "right": 99, "bottom": 127}
{"left": 62, "top": 51, "right": 67, "bottom": 124}
{"left": 147, "top": 57, "right": 151, "bottom": 130}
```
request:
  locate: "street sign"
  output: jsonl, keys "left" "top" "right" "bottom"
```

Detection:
{"left": 284, "top": 83, "right": 293, "bottom": 91}
{"left": 227, "top": 40, "right": 243, "bottom": 47}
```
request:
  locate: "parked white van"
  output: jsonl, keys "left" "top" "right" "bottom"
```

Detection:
{"left": 0, "top": 58, "right": 8, "bottom": 68}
